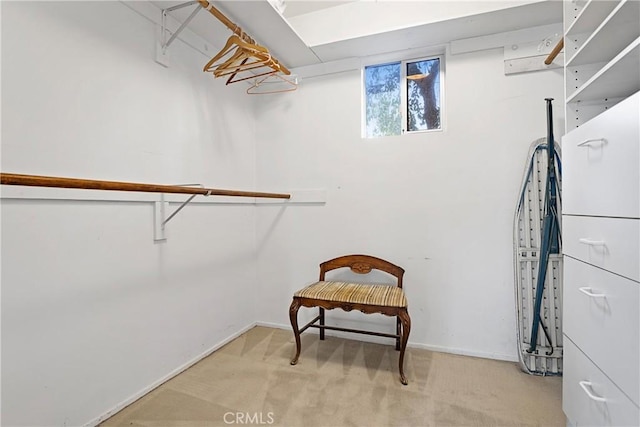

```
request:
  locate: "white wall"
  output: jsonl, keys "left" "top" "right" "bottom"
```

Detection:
{"left": 1, "top": 1, "right": 564, "bottom": 425}
{"left": 1, "top": 2, "right": 260, "bottom": 426}
{"left": 254, "top": 46, "right": 564, "bottom": 360}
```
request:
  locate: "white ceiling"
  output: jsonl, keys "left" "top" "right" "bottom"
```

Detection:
{"left": 151, "top": 1, "right": 562, "bottom": 69}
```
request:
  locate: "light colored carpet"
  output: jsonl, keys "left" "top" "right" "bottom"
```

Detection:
{"left": 101, "top": 326, "right": 564, "bottom": 427}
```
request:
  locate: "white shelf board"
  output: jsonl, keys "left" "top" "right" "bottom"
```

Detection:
{"left": 567, "top": 37, "right": 640, "bottom": 104}
{"left": 0, "top": 185, "right": 327, "bottom": 204}
{"left": 153, "top": 0, "right": 321, "bottom": 69}
{"left": 153, "top": 0, "right": 561, "bottom": 70}
{"left": 567, "top": 0, "right": 640, "bottom": 67}
{"left": 565, "top": 0, "right": 619, "bottom": 37}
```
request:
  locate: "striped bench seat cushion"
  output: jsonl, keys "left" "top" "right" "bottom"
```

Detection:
{"left": 294, "top": 281, "right": 407, "bottom": 308}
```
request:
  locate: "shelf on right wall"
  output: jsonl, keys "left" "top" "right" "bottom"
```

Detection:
{"left": 563, "top": 0, "right": 640, "bottom": 129}
{"left": 561, "top": 1, "right": 640, "bottom": 426}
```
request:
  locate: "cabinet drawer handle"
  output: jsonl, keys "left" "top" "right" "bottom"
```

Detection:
{"left": 577, "top": 138, "right": 607, "bottom": 147}
{"left": 579, "top": 381, "right": 606, "bottom": 402}
{"left": 578, "top": 287, "right": 606, "bottom": 298}
{"left": 579, "top": 238, "right": 605, "bottom": 246}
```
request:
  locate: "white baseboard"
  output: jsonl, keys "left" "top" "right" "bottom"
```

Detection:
{"left": 256, "top": 321, "right": 292, "bottom": 331}
{"left": 85, "top": 322, "right": 258, "bottom": 427}
{"left": 256, "top": 321, "right": 518, "bottom": 362}
{"left": 409, "top": 342, "right": 518, "bottom": 363}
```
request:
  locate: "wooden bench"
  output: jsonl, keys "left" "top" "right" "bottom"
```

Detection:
{"left": 288, "top": 254, "right": 411, "bottom": 384}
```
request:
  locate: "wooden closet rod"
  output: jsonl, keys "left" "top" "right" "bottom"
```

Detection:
{"left": 196, "top": 0, "right": 291, "bottom": 75}
{"left": 544, "top": 38, "right": 564, "bottom": 65}
{"left": 0, "top": 173, "right": 290, "bottom": 200}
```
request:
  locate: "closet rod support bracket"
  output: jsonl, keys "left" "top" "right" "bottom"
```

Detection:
{"left": 154, "top": 184, "right": 204, "bottom": 242}
{"left": 156, "top": 1, "right": 201, "bottom": 68}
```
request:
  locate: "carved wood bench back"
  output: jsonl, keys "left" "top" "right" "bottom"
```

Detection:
{"left": 319, "top": 254, "right": 405, "bottom": 289}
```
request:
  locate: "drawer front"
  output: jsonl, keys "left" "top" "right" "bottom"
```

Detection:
{"left": 563, "top": 338, "right": 640, "bottom": 427}
{"left": 564, "top": 256, "right": 639, "bottom": 405}
{"left": 563, "top": 215, "right": 640, "bottom": 282}
{"left": 562, "top": 92, "right": 640, "bottom": 218}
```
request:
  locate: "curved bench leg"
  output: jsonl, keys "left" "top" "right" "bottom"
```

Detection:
{"left": 398, "top": 308, "right": 411, "bottom": 385}
{"left": 289, "top": 299, "right": 302, "bottom": 365}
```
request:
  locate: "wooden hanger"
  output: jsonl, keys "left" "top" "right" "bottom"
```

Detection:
{"left": 222, "top": 56, "right": 291, "bottom": 85}
{"left": 196, "top": 0, "right": 293, "bottom": 90}
{"left": 211, "top": 47, "right": 290, "bottom": 85}
{"left": 197, "top": 0, "right": 291, "bottom": 80}
{"left": 219, "top": 54, "right": 290, "bottom": 85}
{"left": 211, "top": 52, "right": 276, "bottom": 85}
{"left": 203, "top": 34, "right": 266, "bottom": 73}
{"left": 203, "top": 34, "right": 285, "bottom": 85}
{"left": 212, "top": 44, "right": 272, "bottom": 77}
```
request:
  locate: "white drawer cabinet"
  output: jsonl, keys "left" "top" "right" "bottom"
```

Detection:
{"left": 563, "top": 256, "right": 639, "bottom": 405}
{"left": 563, "top": 339, "right": 640, "bottom": 427}
{"left": 562, "top": 92, "right": 639, "bottom": 218}
{"left": 563, "top": 215, "right": 640, "bottom": 282}
{"left": 562, "top": 3, "right": 639, "bottom": 425}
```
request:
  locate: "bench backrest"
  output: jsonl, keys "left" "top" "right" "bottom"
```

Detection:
{"left": 319, "top": 254, "right": 405, "bottom": 289}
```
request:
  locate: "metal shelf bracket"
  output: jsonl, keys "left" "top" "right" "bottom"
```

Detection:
{"left": 154, "top": 184, "right": 207, "bottom": 242}
{"left": 156, "top": 1, "right": 201, "bottom": 67}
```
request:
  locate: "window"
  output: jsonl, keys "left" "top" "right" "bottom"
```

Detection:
{"left": 364, "top": 56, "right": 442, "bottom": 138}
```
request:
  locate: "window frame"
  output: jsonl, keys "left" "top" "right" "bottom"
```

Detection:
{"left": 362, "top": 53, "right": 445, "bottom": 138}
